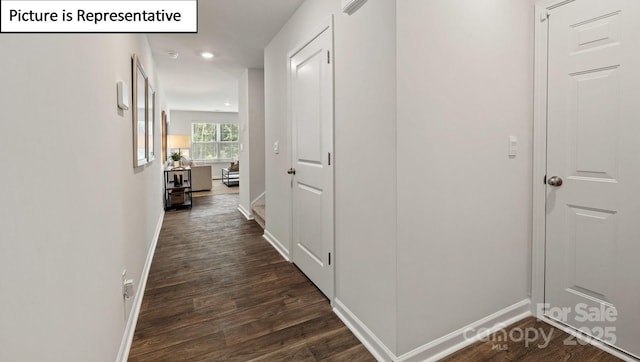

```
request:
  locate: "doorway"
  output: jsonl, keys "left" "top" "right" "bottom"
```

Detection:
{"left": 534, "top": 0, "right": 640, "bottom": 359}
{"left": 288, "top": 17, "right": 335, "bottom": 300}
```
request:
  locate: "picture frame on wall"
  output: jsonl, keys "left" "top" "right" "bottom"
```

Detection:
{"left": 161, "top": 110, "right": 168, "bottom": 163}
{"left": 132, "top": 53, "right": 148, "bottom": 168}
{"left": 147, "top": 82, "right": 155, "bottom": 162}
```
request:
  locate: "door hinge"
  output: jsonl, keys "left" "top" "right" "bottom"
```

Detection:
{"left": 327, "top": 50, "right": 331, "bottom": 64}
{"left": 328, "top": 252, "right": 331, "bottom": 265}
{"left": 328, "top": 152, "right": 331, "bottom": 166}
{"left": 540, "top": 10, "right": 549, "bottom": 22}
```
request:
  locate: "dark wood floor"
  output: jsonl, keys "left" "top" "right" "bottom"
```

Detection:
{"left": 130, "top": 193, "right": 626, "bottom": 362}
{"left": 442, "top": 317, "right": 624, "bottom": 362}
{"left": 129, "top": 194, "right": 374, "bottom": 361}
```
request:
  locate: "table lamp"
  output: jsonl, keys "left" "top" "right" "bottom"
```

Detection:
{"left": 167, "top": 135, "right": 191, "bottom": 166}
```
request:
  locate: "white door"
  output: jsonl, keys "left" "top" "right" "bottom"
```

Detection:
{"left": 289, "top": 23, "right": 334, "bottom": 299}
{"left": 545, "top": 0, "right": 640, "bottom": 358}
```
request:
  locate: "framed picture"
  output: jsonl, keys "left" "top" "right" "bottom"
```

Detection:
{"left": 147, "top": 82, "right": 155, "bottom": 162}
{"left": 161, "top": 110, "right": 168, "bottom": 162}
{"left": 132, "top": 53, "right": 148, "bottom": 168}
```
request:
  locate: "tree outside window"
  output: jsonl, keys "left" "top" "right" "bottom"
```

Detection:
{"left": 192, "top": 123, "right": 238, "bottom": 161}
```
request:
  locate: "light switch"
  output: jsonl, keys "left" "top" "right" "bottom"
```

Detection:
{"left": 240, "top": 143, "right": 244, "bottom": 152}
{"left": 273, "top": 141, "right": 279, "bottom": 154}
{"left": 508, "top": 136, "right": 518, "bottom": 157}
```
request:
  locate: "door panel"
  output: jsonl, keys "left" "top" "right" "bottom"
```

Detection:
{"left": 295, "top": 51, "right": 323, "bottom": 163}
{"left": 572, "top": 68, "right": 619, "bottom": 179}
{"left": 297, "top": 183, "right": 323, "bottom": 261}
{"left": 545, "top": 0, "right": 640, "bottom": 358}
{"left": 290, "top": 23, "right": 334, "bottom": 299}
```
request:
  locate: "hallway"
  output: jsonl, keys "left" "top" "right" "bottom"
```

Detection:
{"left": 128, "top": 194, "right": 374, "bottom": 361}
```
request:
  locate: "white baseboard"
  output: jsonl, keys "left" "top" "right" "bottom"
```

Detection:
{"left": 334, "top": 298, "right": 531, "bottom": 362}
{"left": 237, "top": 204, "right": 254, "bottom": 220}
{"left": 401, "top": 299, "right": 531, "bottom": 361}
{"left": 263, "top": 229, "right": 290, "bottom": 262}
{"left": 537, "top": 315, "right": 639, "bottom": 362}
{"left": 333, "top": 298, "right": 396, "bottom": 361}
{"left": 116, "top": 211, "right": 164, "bottom": 362}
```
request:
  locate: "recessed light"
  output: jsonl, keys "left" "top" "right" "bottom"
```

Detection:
{"left": 166, "top": 51, "right": 179, "bottom": 59}
{"left": 201, "top": 52, "right": 215, "bottom": 59}
{"left": 224, "top": 102, "right": 231, "bottom": 106}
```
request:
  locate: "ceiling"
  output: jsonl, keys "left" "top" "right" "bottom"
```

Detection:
{"left": 147, "top": 0, "right": 304, "bottom": 112}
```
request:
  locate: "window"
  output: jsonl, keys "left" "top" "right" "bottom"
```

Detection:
{"left": 192, "top": 123, "right": 239, "bottom": 161}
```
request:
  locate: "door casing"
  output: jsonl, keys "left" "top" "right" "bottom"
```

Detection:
{"left": 286, "top": 15, "right": 335, "bottom": 303}
{"left": 532, "top": 1, "right": 637, "bottom": 360}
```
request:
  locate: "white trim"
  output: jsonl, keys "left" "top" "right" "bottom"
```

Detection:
{"left": 263, "top": 229, "right": 290, "bottom": 262}
{"left": 286, "top": 16, "right": 333, "bottom": 60}
{"left": 397, "top": 299, "right": 531, "bottom": 362}
{"left": 287, "top": 14, "right": 336, "bottom": 302}
{"left": 333, "top": 298, "right": 396, "bottom": 361}
{"left": 536, "top": 315, "right": 639, "bottom": 362}
{"left": 116, "top": 211, "right": 164, "bottom": 362}
{"left": 532, "top": 0, "right": 553, "bottom": 312}
{"left": 532, "top": 3, "right": 639, "bottom": 360}
{"left": 237, "top": 204, "right": 254, "bottom": 220}
{"left": 335, "top": 298, "right": 531, "bottom": 362}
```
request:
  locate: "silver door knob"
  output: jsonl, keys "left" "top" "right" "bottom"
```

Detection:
{"left": 548, "top": 176, "right": 563, "bottom": 187}
{"left": 287, "top": 168, "right": 296, "bottom": 175}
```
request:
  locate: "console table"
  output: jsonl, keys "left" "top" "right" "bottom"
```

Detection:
{"left": 164, "top": 167, "right": 192, "bottom": 210}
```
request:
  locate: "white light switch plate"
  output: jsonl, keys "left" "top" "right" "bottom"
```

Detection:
{"left": 274, "top": 141, "right": 279, "bottom": 154}
{"left": 509, "top": 136, "right": 518, "bottom": 156}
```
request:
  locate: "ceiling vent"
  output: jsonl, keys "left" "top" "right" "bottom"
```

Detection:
{"left": 342, "top": 0, "right": 367, "bottom": 15}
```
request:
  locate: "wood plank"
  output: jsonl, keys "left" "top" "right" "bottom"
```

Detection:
{"left": 129, "top": 193, "right": 373, "bottom": 361}
{"left": 306, "top": 326, "right": 365, "bottom": 360}
{"left": 193, "top": 314, "right": 349, "bottom": 361}
{"left": 130, "top": 193, "right": 621, "bottom": 361}
{"left": 442, "top": 317, "right": 624, "bottom": 362}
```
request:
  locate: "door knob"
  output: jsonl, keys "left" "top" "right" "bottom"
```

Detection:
{"left": 287, "top": 168, "right": 296, "bottom": 175}
{"left": 547, "top": 176, "right": 563, "bottom": 187}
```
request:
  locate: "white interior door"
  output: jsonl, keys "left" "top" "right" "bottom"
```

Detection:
{"left": 290, "top": 22, "right": 334, "bottom": 300}
{"left": 545, "top": 0, "right": 640, "bottom": 358}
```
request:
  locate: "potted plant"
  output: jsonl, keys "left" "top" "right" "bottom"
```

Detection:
{"left": 170, "top": 151, "right": 182, "bottom": 168}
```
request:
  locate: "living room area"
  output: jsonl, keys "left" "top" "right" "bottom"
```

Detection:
{"left": 161, "top": 82, "right": 265, "bottom": 227}
{"left": 165, "top": 110, "right": 240, "bottom": 190}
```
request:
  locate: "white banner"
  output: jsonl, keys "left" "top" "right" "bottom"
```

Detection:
{"left": 0, "top": 0, "right": 197, "bottom": 33}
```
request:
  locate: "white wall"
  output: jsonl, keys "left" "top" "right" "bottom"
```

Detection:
{"left": 239, "top": 69, "right": 266, "bottom": 214}
{"left": 0, "top": 34, "right": 165, "bottom": 361}
{"left": 168, "top": 110, "right": 239, "bottom": 178}
{"left": 248, "top": 70, "right": 265, "bottom": 205}
{"left": 396, "top": 0, "right": 535, "bottom": 355}
{"left": 264, "top": 0, "right": 398, "bottom": 354}
{"left": 264, "top": 0, "right": 339, "bottom": 254}
{"left": 334, "top": 0, "right": 398, "bottom": 354}
{"left": 239, "top": 71, "right": 251, "bottom": 211}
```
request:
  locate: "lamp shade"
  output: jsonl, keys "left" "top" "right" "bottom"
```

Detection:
{"left": 167, "top": 135, "right": 191, "bottom": 149}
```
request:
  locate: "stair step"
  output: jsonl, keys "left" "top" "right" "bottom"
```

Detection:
{"left": 252, "top": 204, "right": 265, "bottom": 229}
